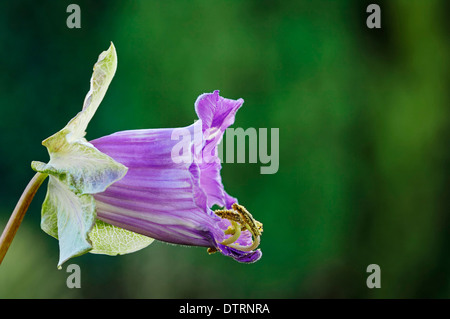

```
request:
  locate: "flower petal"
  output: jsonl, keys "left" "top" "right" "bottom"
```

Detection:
{"left": 195, "top": 91, "right": 243, "bottom": 209}
{"left": 195, "top": 90, "right": 243, "bottom": 139}
{"left": 91, "top": 124, "right": 223, "bottom": 247}
{"left": 217, "top": 244, "right": 262, "bottom": 263}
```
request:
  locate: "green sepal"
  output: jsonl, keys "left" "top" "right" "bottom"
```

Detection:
{"left": 31, "top": 43, "right": 149, "bottom": 267}
{"left": 41, "top": 176, "right": 96, "bottom": 268}
{"left": 89, "top": 220, "right": 154, "bottom": 256}
{"left": 31, "top": 137, "right": 127, "bottom": 195}
{"left": 32, "top": 43, "right": 127, "bottom": 195}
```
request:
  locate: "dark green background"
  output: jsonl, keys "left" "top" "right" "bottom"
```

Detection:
{"left": 1, "top": 0, "right": 449, "bottom": 298}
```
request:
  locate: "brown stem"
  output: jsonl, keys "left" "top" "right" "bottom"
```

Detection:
{"left": 0, "top": 172, "right": 48, "bottom": 265}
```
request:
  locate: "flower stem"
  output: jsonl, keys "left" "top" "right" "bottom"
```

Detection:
{"left": 0, "top": 172, "right": 48, "bottom": 265}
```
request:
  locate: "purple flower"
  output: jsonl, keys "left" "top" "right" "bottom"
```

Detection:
{"left": 91, "top": 91, "right": 263, "bottom": 263}
{"left": 30, "top": 44, "right": 261, "bottom": 266}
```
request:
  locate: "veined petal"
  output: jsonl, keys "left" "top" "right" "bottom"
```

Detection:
{"left": 92, "top": 123, "right": 223, "bottom": 248}
{"left": 217, "top": 244, "right": 262, "bottom": 263}
{"left": 194, "top": 90, "right": 243, "bottom": 209}
{"left": 195, "top": 90, "right": 243, "bottom": 139}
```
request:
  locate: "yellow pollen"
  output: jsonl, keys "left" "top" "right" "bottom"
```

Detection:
{"left": 231, "top": 203, "right": 263, "bottom": 237}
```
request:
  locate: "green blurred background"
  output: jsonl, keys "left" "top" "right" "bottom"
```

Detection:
{"left": 1, "top": 0, "right": 449, "bottom": 298}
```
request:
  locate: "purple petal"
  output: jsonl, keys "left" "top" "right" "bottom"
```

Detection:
{"left": 195, "top": 90, "right": 243, "bottom": 138}
{"left": 195, "top": 90, "right": 243, "bottom": 209}
{"left": 92, "top": 125, "right": 222, "bottom": 247}
{"left": 217, "top": 244, "right": 262, "bottom": 263}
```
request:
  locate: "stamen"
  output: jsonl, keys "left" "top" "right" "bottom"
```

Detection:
{"left": 213, "top": 203, "right": 263, "bottom": 253}
{"left": 232, "top": 203, "right": 262, "bottom": 236}
{"left": 214, "top": 209, "right": 244, "bottom": 224}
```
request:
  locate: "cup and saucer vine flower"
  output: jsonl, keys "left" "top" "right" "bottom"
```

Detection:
{"left": 0, "top": 43, "right": 263, "bottom": 268}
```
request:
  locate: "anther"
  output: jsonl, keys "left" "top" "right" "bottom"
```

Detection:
{"left": 214, "top": 209, "right": 244, "bottom": 225}
{"left": 232, "top": 203, "right": 263, "bottom": 237}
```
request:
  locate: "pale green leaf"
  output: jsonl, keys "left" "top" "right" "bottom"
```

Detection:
{"left": 44, "top": 42, "right": 118, "bottom": 145}
{"left": 41, "top": 176, "right": 96, "bottom": 268}
{"left": 31, "top": 43, "right": 126, "bottom": 195}
{"left": 32, "top": 43, "right": 153, "bottom": 267}
{"left": 89, "top": 220, "right": 154, "bottom": 256}
{"left": 31, "top": 138, "right": 127, "bottom": 195}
